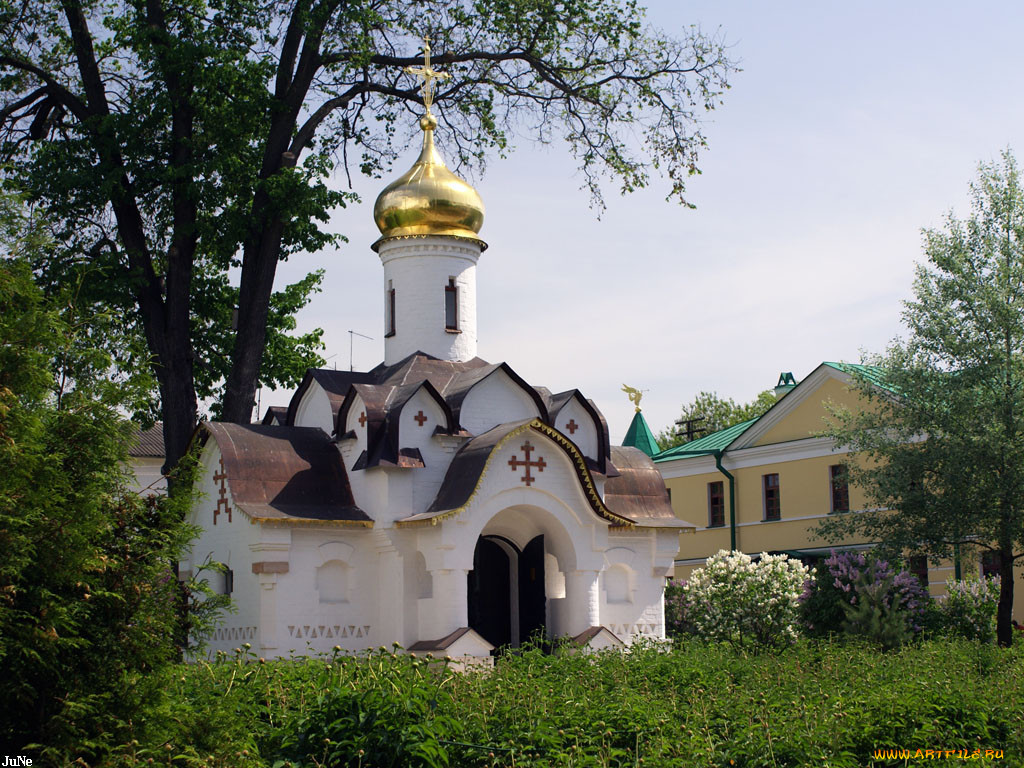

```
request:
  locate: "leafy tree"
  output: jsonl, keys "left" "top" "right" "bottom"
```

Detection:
{"left": 657, "top": 389, "right": 777, "bottom": 450}
{"left": 0, "top": 199, "right": 213, "bottom": 759}
{"left": 818, "top": 151, "right": 1024, "bottom": 647}
{"left": 0, "top": 0, "right": 736, "bottom": 471}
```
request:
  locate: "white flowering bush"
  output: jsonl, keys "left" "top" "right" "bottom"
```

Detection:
{"left": 941, "top": 576, "right": 1000, "bottom": 643}
{"left": 682, "top": 550, "right": 812, "bottom": 648}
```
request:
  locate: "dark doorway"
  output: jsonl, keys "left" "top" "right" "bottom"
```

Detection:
{"left": 467, "top": 537, "right": 511, "bottom": 648}
{"left": 518, "top": 535, "right": 546, "bottom": 644}
{"left": 467, "top": 534, "right": 547, "bottom": 649}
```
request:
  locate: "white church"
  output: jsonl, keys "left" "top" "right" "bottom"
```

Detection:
{"left": 183, "top": 56, "right": 688, "bottom": 660}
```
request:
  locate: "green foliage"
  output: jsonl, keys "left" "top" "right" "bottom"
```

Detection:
{"left": 941, "top": 576, "right": 1001, "bottom": 644}
{"left": 657, "top": 389, "right": 777, "bottom": 450}
{"left": 1, "top": 0, "right": 737, "bottom": 464}
{"left": 85, "top": 640, "right": 1024, "bottom": 767}
{"left": 0, "top": 208, "right": 213, "bottom": 761}
{"left": 800, "top": 561, "right": 848, "bottom": 638}
{"left": 803, "top": 551, "right": 929, "bottom": 651}
{"left": 839, "top": 571, "right": 914, "bottom": 652}
{"left": 278, "top": 650, "right": 462, "bottom": 768}
{"left": 818, "top": 150, "right": 1024, "bottom": 645}
{"left": 662, "top": 578, "right": 692, "bottom": 639}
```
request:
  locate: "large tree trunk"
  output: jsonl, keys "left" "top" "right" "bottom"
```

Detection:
{"left": 996, "top": 545, "right": 1015, "bottom": 647}
{"left": 219, "top": 12, "right": 328, "bottom": 424}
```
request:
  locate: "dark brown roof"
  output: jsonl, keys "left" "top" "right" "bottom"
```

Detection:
{"left": 198, "top": 423, "right": 370, "bottom": 525}
{"left": 407, "top": 626, "right": 488, "bottom": 652}
{"left": 570, "top": 626, "right": 624, "bottom": 647}
{"left": 285, "top": 369, "right": 376, "bottom": 427}
{"left": 371, "top": 352, "right": 491, "bottom": 391}
{"left": 440, "top": 362, "right": 550, "bottom": 427}
{"left": 398, "top": 419, "right": 635, "bottom": 528}
{"left": 261, "top": 406, "right": 288, "bottom": 426}
{"left": 287, "top": 352, "right": 614, "bottom": 475}
{"left": 604, "top": 446, "right": 692, "bottom": 529}
{"left": 341, "top": 379, "right": 454, "bottom": 469}
{"left": 129, "top": 422, "right": 165, "bottom": 457}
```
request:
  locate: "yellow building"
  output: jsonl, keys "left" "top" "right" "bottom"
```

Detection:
{"left": 654, "top": 363, "right": 1023, "bottom": 620}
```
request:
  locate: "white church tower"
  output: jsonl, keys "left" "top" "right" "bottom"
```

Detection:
{"left": 182, "top": 40, "right": 690, "bottom": 663}
{"left": 371, "top": 46, "right": 485, "bottom": 365}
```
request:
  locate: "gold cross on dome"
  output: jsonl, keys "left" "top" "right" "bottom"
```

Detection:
{"left": 404, "top": 36, "right": 450, "bottom": 117}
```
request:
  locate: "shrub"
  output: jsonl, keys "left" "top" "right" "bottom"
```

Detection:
{"left": 0, "top": 254, "right": 204, "bottom": 761}
{"left": 941, "top": 576, "right": 1000, "bottom": 643}
{"left": 805, "top": 551, "right": 929, "bottom": 649}
{"left": 682, "top": 550, "right": 810, "bottom": 648}
{"left": 663, "top": 578, "right": 692, "bottom": 638}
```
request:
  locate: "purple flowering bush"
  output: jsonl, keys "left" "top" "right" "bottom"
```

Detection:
{"left": 801, "top": 550, "right": 929, "bottom": 649}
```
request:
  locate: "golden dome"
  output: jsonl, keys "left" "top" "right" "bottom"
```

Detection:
{"left": 372, "top": 119, "right": 486, "bottom": 251}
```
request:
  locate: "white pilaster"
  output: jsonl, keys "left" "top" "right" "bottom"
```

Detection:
{"left": 425, "top": 567, "right": 469, "bottom": 640}
{"left": 565, "top": 569, "right": 601, "bottom": 635}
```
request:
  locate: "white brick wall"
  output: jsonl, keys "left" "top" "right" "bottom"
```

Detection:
{"left": 378, "top": 237, "right": 481, "bottom": 364}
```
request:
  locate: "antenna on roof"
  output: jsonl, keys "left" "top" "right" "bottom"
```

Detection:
{"left": 348, "top": 330, "right": 373, "bottom": 371}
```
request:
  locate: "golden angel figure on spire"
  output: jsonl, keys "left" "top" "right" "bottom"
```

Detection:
{"left": 621, "top": 384, "right": 645, "bottom": 412}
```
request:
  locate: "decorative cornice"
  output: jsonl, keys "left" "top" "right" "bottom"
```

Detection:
{"left": 396, "top": 419, "right": 635, "bottom": 529}
{"left": 251, "top": 561, "right": 289, "bottom": 574}
{"left": 246, "top": 513, "right": 374, "bottom": 529}
{"left": 373, "top": 233, "right": 488, "bottom": 253}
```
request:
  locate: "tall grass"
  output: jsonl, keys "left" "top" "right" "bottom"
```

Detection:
{"left": 91, "top": 639, "right": 1023, "bottom": 768}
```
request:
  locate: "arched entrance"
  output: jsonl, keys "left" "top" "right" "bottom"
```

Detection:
{"left": 467, "top": 534, "right": 546, "bottom": 649}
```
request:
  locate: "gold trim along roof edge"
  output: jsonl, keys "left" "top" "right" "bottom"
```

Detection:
{"left": 241, "top": 507, "right": 375, "bottom": 528}
{"left": 395, "top": 419, "right": 636, "bottom": 529}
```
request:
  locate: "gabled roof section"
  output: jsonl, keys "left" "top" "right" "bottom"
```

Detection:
{"left": 370, "top": 350, "right": 491, "bottom": 391}
{"left": 441, "top": 362, "right": 550, "bottom": 428}
{"left": 823, "top": 362, "right": 891, "bottom": 392}
{"left": 727, "top": 362, "right": 859, "bottom": 450}
{"left": 653, "top": 418, "right": 758, "bottom": 461}
{"left": 285, "top": 368, "right": 376, "bottom": 426}
{"left": 396, "top": 419, "right": 637, "bottom": 528}
{"left": 548, "top": 389, "right": 615, "bottom": 476}
{"left": 196, "top": 423, "right": 370, "bottom": 526}
{"left": 343, "top": 379, "right": 454, "bottom": 469}
{"left": 621, "top": 411, "right": 659, "bottom": 458}
{"left": 605, "top": 446, "right": 694, "bottom": 529}
{"left": 129, "top": 422, "right": 165, "bottom": 457}
{"left": 261, "top": 406, "right": 288, "bottom": 426}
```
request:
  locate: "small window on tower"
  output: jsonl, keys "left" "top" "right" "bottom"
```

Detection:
{"left": 386, "top": 280, "right": 396, "bottom": 337}
{"left": 445, "top": 277, "right": 458, "bottom": 331}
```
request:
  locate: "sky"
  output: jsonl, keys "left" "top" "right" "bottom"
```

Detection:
{"left": 259, "top": 1, "right": 1024, "bottom": 444}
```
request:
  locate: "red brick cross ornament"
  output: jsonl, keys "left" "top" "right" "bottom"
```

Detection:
{"left": 508, "top": 440, "right": 546, "bottom": 487}
{"left": 414, "top": 410, "right": 428, "bottom": 426}
{"left": 213, "top": 456, "right": 232, "bottom": 524}
{"left": 565, "top": 419, "right": 578, "bottom": 435}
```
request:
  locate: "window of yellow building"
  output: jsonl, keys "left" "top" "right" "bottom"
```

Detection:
{"left": 910, "top": 555, "right": 928, "bottom": 587}
{"left": 708, "top": 481, "right": 725, "bottom": 527}
{"left": 829, "top": 464, "right": 850, "bottom": 513}
{"left": 763, "top": 473, "right": 781, "bottom": 521}
{"left": 981, "top": 551, "right": 1002, "bottom": 579}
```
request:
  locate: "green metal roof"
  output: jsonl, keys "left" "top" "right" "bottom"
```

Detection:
{"left": 653, "top": 417, "right": 758, "bottom": 462}
{"left": 621, "top": 410, "right": 660, "bottom": 458}
{"left": 822, "top": 362, "right": 892, "bottom": 392}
